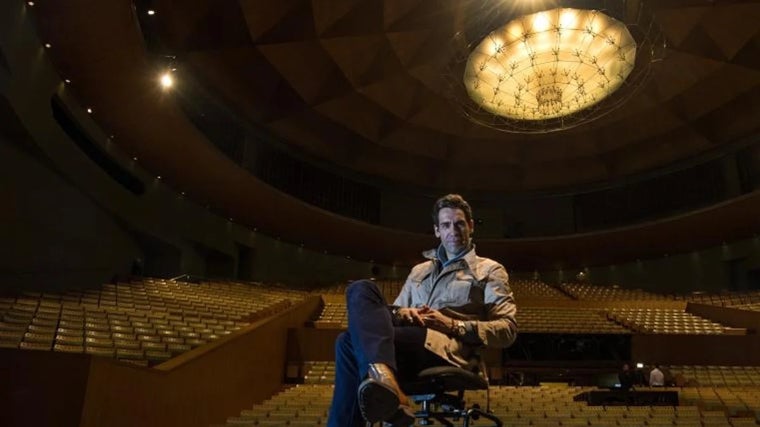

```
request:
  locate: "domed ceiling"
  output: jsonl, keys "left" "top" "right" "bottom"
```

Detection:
{"left": 20, "top": 0, "right": 760, "bottom": 268}
{"left": 145, "top": 0, "right": 760, "bottom": 192}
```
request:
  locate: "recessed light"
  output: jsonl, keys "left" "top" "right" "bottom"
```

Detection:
{"left": 147, "top": 10, "right": 155, "bottom": 15}
{"left": 156, "top": 176, "right": 162, "bottom": 180}
{"left": 44, "top": 43, "right": 51, "bottom": 49}
{"left": 86, "top": 107, "right": 93, "bottom": 114}
{"left": 64, "top": 79, "right": 71, "bottom": 84}
{"left": 132, "top": 157, "right": 138, "bottom": 161}
{"left": 27, "top": 1, "right": 34, "bottom": 6}
{"left": 160, "top": 72, "right": 173, "bottom": 89}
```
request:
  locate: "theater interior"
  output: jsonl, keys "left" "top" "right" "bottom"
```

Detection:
{"left": 2, "top": 0, "right": 760, "bottom": 426}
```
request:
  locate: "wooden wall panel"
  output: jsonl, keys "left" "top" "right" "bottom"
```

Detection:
{"left": 78, "top": 296, "right": 322, "bottom": 427}
{"left": 0, "top": 349, "right": 90, "bottom": 427}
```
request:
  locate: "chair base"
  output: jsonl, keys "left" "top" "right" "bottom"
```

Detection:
{"left": 365, "top": 365, "right": 503, "bottom": 427}
{"left": 411, "top": 394, "right": 502, "bottom": 427}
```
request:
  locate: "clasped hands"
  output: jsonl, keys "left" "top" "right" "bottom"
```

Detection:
{"left": 396, "top": 306, "right": 453, "bottom": 334}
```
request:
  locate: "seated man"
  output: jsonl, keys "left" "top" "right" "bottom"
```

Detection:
{"left": 649, "top": 365, "right": 664, "bottom": 387}
{"left": 618, "top": 363, "right": 635, "bottom": 391}
{"left": 327, "top": 194, "right": 518, "bottom": 426}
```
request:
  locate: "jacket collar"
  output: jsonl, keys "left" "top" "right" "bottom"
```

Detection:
{"left": 422, "top": 244, "right": 478, "bottom": 272}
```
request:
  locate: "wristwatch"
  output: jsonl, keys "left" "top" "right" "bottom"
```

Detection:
{"left": 452, "top": 320, "right": 467, "bottom": 337}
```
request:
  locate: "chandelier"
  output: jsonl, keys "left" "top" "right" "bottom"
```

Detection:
{"left": 465, "top": 8, "right": 636, "bottom": 120}
{"left": 445, "top": 1, "right": 665, "bottom": 133}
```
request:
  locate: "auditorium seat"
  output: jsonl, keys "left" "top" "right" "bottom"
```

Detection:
{"left": 561, "top": 283, "right": 671, "bottom": 301}
{"left": 518, "top": 306, "right": 631, "bottom": 334}
{"left": 220, "top": 376, "right": 760, "bottom": 427}
{"left": 606, "top": 308, "right": 729, "bottom": 334}
{"left": 510, "top": 280, "right": 574, "bottom": 300}
{"left": 310, "top": 302, "right": 348, "bottom": 328}
{"left": 0, "top": 278, "right": 307, "bottom": 365}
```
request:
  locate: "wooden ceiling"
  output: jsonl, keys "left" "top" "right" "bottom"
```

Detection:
{"left": 24, "top": 0, "right": 760, "bottom": 268}
{"left": 144, "top": 0, "right": 760, "bottom": 191}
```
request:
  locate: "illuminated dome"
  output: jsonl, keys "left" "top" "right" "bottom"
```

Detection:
{"left": 464, "top": 8, "right": 636, "bottom": 121}
{"left": 446, "top": 1, "right": 664, "bottom": 134}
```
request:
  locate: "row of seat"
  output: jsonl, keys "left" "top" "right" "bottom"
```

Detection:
{"left": 265, "top": 362, "right": 760, "bottom": 423}
{"left": 685, "top": 292, "right": 760, "bottom": 307}
{"left": 607, "top": 309, "right": 730, "bottom": 334}
{"left": 512, "top": 280, "right": 574, "bottom": 300}
{"left": 731, "top": 303, "right": 760, "bottom": 312}
{"left": 218, "top": 378, "right": 760, "bottom": 426}
{"left": 307, "top": 302, "right": 737, "bottom": 336}
{"left": 309, "top": 302, "right": 348, "bottom": 329}
{"left": 518, "top": 306, "right": 631, "bottom": 334}
{"left": 667, "top": 366, "right": 760, "bottom": 388}
{"left": 0, "top": 278, "right": 306, "bottom": 365}
{"left": 311, "top": 279, "right": 404, "bottom": 304}
{"left": 311, "top": 279, "right": 760, "bottom": 309}
{"left": 561, "top": 283, "right": 671, "bottom": 301}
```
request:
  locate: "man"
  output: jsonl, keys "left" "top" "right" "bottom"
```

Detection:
{"left": 649, "top": 365, "right": 664, "bottom": 387}
{"left": 618, "top": 363, "right": 635, "bottom": 390}
{"left": 327, "top": 194, "right": 518, "bottom": 426}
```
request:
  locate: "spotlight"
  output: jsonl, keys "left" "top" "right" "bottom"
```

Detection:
{"left": 160, "top": 72, "right": 173, "bottom": 89}
{"left": 44, "top": 43, "right": 51, "bottom": 49}
{"left": 86, "top": 107, "right": 93, "bottom": 114}
{"left": 147, "top": 10, "right": 156, "bottom": 16}
{"left": 27, "top": 1, "right": 34, "bottom": 6}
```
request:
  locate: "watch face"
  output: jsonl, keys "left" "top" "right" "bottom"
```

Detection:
{"left": 456, "top": 321, "right": 466, "bottom": 336}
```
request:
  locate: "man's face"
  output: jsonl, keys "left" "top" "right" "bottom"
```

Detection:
{"left": 434, "top": 207, "right": 474, "bottom": 256}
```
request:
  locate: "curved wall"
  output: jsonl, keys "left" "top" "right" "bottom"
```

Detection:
{"left": 0, "top": 129, "right": 141, "bottom": 290}
{"left": 0, "top": 3, "right": 386, "bottom": 288}
{"left": 530, "top": 234, "right": 760, "bottom": 294}
{"left": 2, "top": 0, "right": 760, "bottom": 292}
{"left": 177, "top": 58, "right": 760, "bottom": 237}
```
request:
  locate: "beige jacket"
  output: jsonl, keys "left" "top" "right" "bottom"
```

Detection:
{"left": 392, "top": 246, "right": 518, "bottom": 367}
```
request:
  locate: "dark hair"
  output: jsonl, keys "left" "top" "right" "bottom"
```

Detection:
{"left": 431, "top": 194, "right": 473, "bottom": 225}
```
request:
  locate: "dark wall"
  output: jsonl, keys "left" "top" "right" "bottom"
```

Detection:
{"left": 1, "top": 349, "right": 90, "bottom": 427}
{"left": 534, "top": 234, "right": 760, "bottom": 294}
{"left": 0, "top": 134, "right": 141, "bottom": 291}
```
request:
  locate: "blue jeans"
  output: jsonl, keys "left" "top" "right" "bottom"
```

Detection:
{"left": 327, "top": 280, "right": 445, "bottom": 427}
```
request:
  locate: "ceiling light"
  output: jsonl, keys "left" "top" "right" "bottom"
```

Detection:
{"left": 64, "top": 79, "right": 71, "bottom": 84}
{"left": 447, "top": 2, "right": 665, "bottom": 133}
{"left": 27, "top": 1, "right": 34, "bottom": 6}
{"left": 147, "top": 10, "right": 156, "bottom": 16}
{"left": 160, "top": 72, "right": 173, "bottom": 89}
{"left": 464, "top": 8, "right": 636, "bottom": 121}
{"left": 86, "top": 107, "right": 93, "bottom": 114}
{"left": 44, "top": 43, "right": 51, "bottom": 49}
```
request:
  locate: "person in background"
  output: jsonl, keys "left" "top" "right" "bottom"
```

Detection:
{"left": 649, "top": 364, "right": 665, "bottom": 387}
{"left": 619, "top": 363, "right": 635, "bottom": 390}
